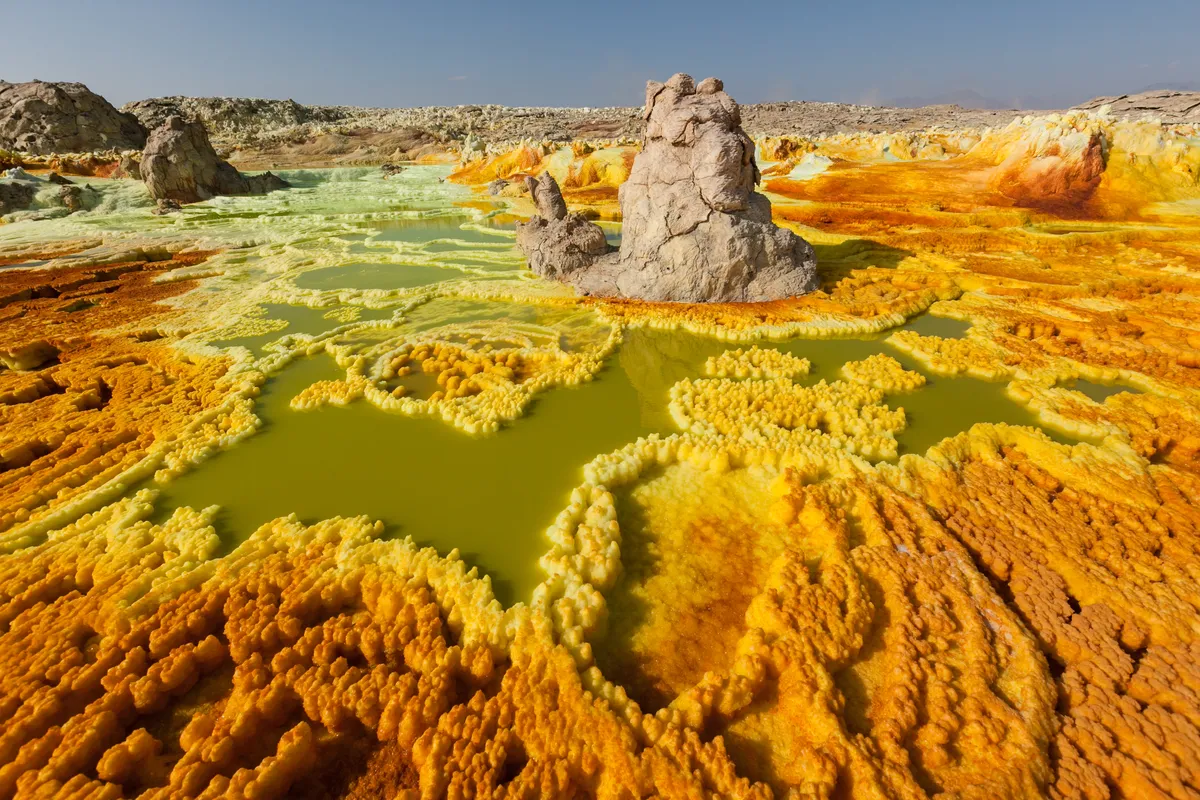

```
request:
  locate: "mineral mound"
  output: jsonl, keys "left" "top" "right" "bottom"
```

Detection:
{"left": 141, "top": 115, "right": 288, "bottom": 206}
{"left": 516, "top": 74, "right": 819, "bottom": 302}
{"left": 0, "top": 80, "right": 147, "bottom": 155}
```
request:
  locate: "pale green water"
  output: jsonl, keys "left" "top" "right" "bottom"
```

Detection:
{"left": 1064, "top": 377, "right": 1140, "bottom": 403}
{"left": 294, "top": 262, "right": 471, "bottom": 290}
{"left": 154, "top": 347, "right": 663, "bottom": 606}
{"left": 900, "top": 313, "right": 970, "bottom": 339}
{"left": 213, "top": 304, "right": 395, "bottom": 355}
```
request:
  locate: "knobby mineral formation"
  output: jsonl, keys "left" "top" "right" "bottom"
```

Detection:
{"left": 140, "top": 116, "right": 288, "bottom": 208}
{"left": 516, "top": 74, "right": 819, "bottom": 302}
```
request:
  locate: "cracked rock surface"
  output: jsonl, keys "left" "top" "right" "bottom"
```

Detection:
{"left": 517, "top": 74, "right": 818, "bottom": 303}
{"left": 1073, "top": 89, "right": 1200, "bottom": 122}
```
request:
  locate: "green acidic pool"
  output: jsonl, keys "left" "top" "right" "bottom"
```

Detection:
{"left": 155, "top": 317, "right": 1078, "bottom": 606}
{"left": 153, "top": 348, "right": 663, "bottom": 607}
{"left": 212, "top": 304, "right": 395, "bottom": 355}
{"left": 294, "top": 262, "right": 470, "bottom": 291}
{"left": 1064, "top": 377, "right": 1140, "bottom": 403}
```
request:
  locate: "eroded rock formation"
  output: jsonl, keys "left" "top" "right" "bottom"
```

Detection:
{"left": 140, "top": 116, "right": 288, "bottom": 207}
{"left": 0, "top": 169, "right": 97, "bottom": 219}
{"left": 0, "top": 177, "right": 35, "bottom": 216}
{"left": 0, "top": 80, "right": 147, "bottom": 155}
{"left": 516, "top": 74, "right": 819, "bottom": 302}
{"left": 514, "top": 172, "right": 613, "bottom": 280}
{"left": 1075, "top": 88, "right": 1200, "bottom": 122}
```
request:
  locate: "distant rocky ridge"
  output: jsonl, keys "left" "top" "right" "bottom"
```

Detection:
{"left": 1073, "top": 89, "right": 1200, "bottom": 123}
{"left": 3, "top": 79, "right": 1197, "bottom": 169}
{"left": 0, "top": 80, "right": 147, "bottom": 155}
{"left": 115, "top": 91, "right": 1200, "bottom": 171}
{"left": 120, "top": 96, "right": 1044, "bottom": 156}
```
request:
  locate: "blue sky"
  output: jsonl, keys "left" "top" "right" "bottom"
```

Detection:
{"left": 2, "top": 0, "right": 1197, "bottom": 109}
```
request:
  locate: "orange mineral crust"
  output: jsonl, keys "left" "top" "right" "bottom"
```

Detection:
{"left": 0, "top": 498, "right": 780, "bottom": 799}
{"left": 0, "top": 151, "right": 127, "bottom": 178}
{"left": 0, "top": 251, "right": 237, "bottom": 538}
{"left": 909, "top": 438, "right": 1200, "bottom": 798}
{"left": 8, "top": 421, "right": 1199, "bottom": 797}
{"left": 450, "top": 141, "right": 636, "bottom": 214}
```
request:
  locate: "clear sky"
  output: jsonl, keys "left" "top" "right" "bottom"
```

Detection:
{"left": 2, "top": 0, "right": 1197, "bottom": 109}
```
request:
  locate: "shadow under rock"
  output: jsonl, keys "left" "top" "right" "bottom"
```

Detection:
{"left": 811, "top": 239, "right": 914, "bottom": 289}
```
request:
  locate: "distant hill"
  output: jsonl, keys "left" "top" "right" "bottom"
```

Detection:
{"left": 885, "top": 89, "right": 1065, "bottom": 111}
{"left": 1138, "top": 81, "right": 1200, "bottom": 93}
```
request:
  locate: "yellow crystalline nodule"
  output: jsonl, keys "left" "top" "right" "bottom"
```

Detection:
{"left": 321, "top": 305, "right": 361, "bottom": 323}
{"left": 284, "top": 320, "right": 620, "bottom": 434}
{"left": 704, "top": 345, "right": 811, "bottom": 379}
{"left": 670, "top": 370, "right": 907, "bottom": 461}
{"left": 888, "top": 328, "right": 1008, "bottom": 379}
{"left": 841, "top": 352, "right": 927, "bottom": 391}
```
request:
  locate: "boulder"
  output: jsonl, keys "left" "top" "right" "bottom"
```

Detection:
{"left": 514, "top": 173, "right": 612, "bottom": 280}
{"left": 0, "top": 180, "right": 36, "bottom": 216}
{"left": 140, "top": 116, "right": 288, "bottom": 204}
{"left": 58, "top": 184, "right": 85, "bottom": 213}
{"left": 0, "top": 81, "right": 147, "bottom": 155}
{"left": 515, "top": 74, "right": 818, "bottom": 302}
{"left": 0, "top": 169, "right": 95, "bottom": 217}
{"left": 113, "top": 154, "right": 142, "bottom": 181}
{"left": 244, "top": 171, "right": 289, "bottom": 194}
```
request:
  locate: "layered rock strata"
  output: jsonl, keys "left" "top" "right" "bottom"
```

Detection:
{"left": 516, "top": 74, "right": 819, "bottom": 303}
{"left": 1074, "top": 88, "right": 1200, "bottom": 122}
{"left": 140, "top": 116, "right": 288, "bottom": 207}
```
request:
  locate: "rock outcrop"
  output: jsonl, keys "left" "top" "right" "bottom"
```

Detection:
{"left": 122, "top": 96, "right": 346, "bottom": 144}
{"left": 140, "top": 116, "right": 288, "bottom": 206}
{"left": 0, "top": 177, "right": 35, "bottom": 216}
{"left": 516, "top": 74, "right": 819, "bottom": 303}
{"left": 0, "top": 168, "right": 96, "bottom": 218}
{"left": 0, "top": 81, "right": 147, "bottom": 155}
{"left": 515, "top": 173, "right": 613, "bottom": 279}
{"left": 1075, "top": 89, "right": 1200, "bottom": 123}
